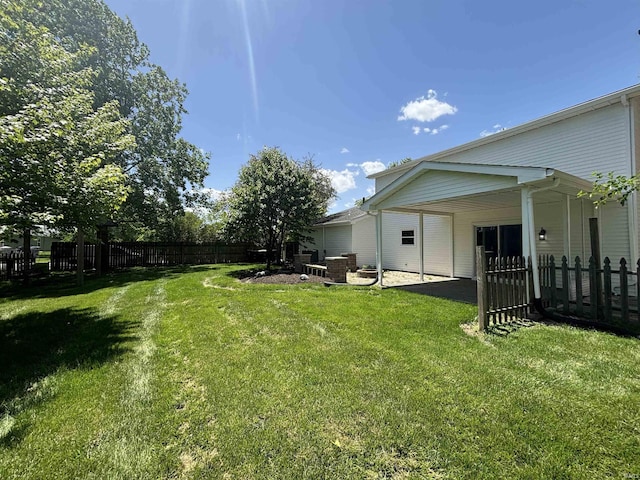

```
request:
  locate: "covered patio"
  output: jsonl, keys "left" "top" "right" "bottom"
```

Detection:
{"left": 360, "top": 161, "right": 595, "bottom": 297}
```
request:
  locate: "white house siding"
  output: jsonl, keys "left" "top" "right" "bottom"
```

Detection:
{"left": 352, "top": 216, "right": 376, "bottom": 267}
{"left": 381, "top": 212, "right": 421, "bottom": 272}
{"left": 300, "top": 229, "right": 324, "bottom": 258}
{"left": 376, "top": 171, "right": 518, "bottom": 210}
{"left": 375, "top": 169, "right": 406, "bottom": 192}
{"left": 452, "top": 205, "right": 522, "bottom": 278}
{"left": 437, "top": 104, "right": 631, "bottom": 179}
{"left": 423, "top": 215, "right": 453, "bottom": 276}
{"left": 323, "top": 225, "right": 352, "bottom": 259}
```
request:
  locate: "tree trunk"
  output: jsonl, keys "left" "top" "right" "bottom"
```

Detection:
{"left": 22, "top": 228, "right": 31, "bottom": 285}
{"left": 77, "top": 228, "right": 85, "bottom": 286}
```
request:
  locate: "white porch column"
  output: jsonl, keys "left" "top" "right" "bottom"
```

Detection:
{"left": 375, "top": 211, "right": 383, "bottom": 287}
{"left": 521, "top": 187, "right": 531, "bottom": 297}
{"left": 418, "top": 213, "right": 424, "bottom": 282}
{"left": 520, "top": 188, "right": 531, "bottom": 260}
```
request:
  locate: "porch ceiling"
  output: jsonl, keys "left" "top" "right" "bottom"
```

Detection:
{"left": 384, "top": 186, "right": 584, "bottom": 215}
{"left": 361, "top": 161, "right": 592, "bottom": 214}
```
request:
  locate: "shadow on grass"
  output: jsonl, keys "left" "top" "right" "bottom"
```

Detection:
{"left": 0, "top": 307, "right": 138, "bottom": 446}
{"left": 485, "top": 318, "right": 538, "bottom": 337}
{"left": 0, "top": 265, "right": 219, "bottom": 300}
{"left": 396, "top": 278, "right": 478, "bottom": 304}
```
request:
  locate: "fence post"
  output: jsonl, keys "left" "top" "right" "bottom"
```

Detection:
{"left": 575, "top": 256, "right": 583, "bottom": 316}
{"left": 637, "top": 259, "right": 640, "bottom": 322}
{"left": 549, "top": 255, "right": 557, "bottom": 308}
{"left": 561, "top": 256, "right": 569, "bottom": 313}
{"left": 603, "top": 257, "right": 612, "bottom": 323}
{"left": 589, "top": 256, "right": 598, "bottom": 320}
{"left": 620, "top": 258, "right": 629, "bottom": 322}
{"left": 476, "top": 246, "right": 488, "bottom": 331}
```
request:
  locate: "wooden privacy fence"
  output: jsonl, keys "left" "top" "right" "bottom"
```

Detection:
{"left": 0, "top": 251, "right": 37, "bottom": 281}
{"left": 476, "top": 246, "right": 530, "bottom": 330}
{"left": 51, "top": 242, "right": 250, "bottom": 272}
{"left": 538, "top": 254, "right": 640, "bottom": 325}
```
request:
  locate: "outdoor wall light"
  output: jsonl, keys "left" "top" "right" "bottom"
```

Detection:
{"left": 538, "top": 227, "right": 547, "bottom": 241}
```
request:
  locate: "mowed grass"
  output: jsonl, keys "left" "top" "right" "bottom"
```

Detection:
{"left": 1, "top": 265, "right": 639, "bottom": 479}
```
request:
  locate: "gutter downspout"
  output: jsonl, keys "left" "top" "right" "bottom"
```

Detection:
{"left": 527, "top": 178, "right": 560, "bottom": 302}
{"left": 366, "top": 210, "right": 383, "bottom": 287}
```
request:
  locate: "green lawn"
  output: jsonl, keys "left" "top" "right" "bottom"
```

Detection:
{"left": 1, "top": 264, "right": 639, "bottom": 479}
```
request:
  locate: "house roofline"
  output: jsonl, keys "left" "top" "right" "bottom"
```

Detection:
{"left": 361, "top": 162, "right": 591, "bottom": 212}
{"left": 369, "top": 83, "right": 640, "bottom": 180}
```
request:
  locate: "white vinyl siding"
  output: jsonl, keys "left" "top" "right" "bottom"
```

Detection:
{"left": 375, "top": 169, "right": 406, "bottom": 192}
{"left": 423, "top": 215, "right": 453, "bottom": 276}
{"left": 352, "top": 216, "right": 376, "bottom": 267}
{"left": 323, "top": 225, "right": 352, "bottom": 259}
{"left": 453, "top": 205, "right": 522, "bottom": 278}
{"left": 431, "top": 104, "right": 630, "bottom": 178}
{"left": 599, "top": 202, "right": 631, "bottom": 263}
{"left": 300, "top": 229, "right": 324, "bottom": 257}
{"left": 381, "top": 212, "right": 420, "bottom": 272}
{"left": 376, "top": 171, "right": 518, "bottom": 210}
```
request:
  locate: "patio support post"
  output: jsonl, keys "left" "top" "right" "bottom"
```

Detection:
{"left": 418, "top": 213, "right": 424, "bottom": 282}
{"left": 521, "top": 188, "right": 531, "bottom": 296}
{"left": 375, "top": 211, "right": 383, "bottom": 287}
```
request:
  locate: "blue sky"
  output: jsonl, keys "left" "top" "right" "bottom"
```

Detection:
{"left": 105, "top": 0, "right": 640, "bottom": 213}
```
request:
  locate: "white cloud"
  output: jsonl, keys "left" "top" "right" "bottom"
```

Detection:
{"left": 480, "top": 123, "right": 506, "bottom": 138}
{"left": 236, "top": 133, "right": 241, "bottom": 141}
{"left": 199, "top": 187, "right": 224, "bottom": 201}
{"left": 366, "top": 185, "right": 375, "bottom": 196}
{"left": 359, "top": 160, "right": 386, "bottom": 176}
{"left": 412, "top": 126, "right": 421, "bottom": 135}
{"left": 424, "top": 124, "right": 449, "bottom": 135}
{"left": 340, "top": 147, "right": 350, "bottom": 154}
{"left": 321, "top": 168, "right": 358, "bottom": 194}
{"left": 398, "top": 89, "right": 457, "bottom": 123}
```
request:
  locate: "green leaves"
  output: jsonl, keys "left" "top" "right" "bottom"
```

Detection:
{"left": 0, "top": 1, "right": 132, "bottom": 233}
{"left": 578, "top": 171, "right": 640, "bottom": 207}
{"left": 224, "top": 147, "right": 336, "bottom": 267}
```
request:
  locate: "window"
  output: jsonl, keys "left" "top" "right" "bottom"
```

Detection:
{"left": 401, "top": 229, "right": 415, "bottom": 245}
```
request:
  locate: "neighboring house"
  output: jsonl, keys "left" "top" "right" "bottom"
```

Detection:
{"left": 0, "top": 227, "right": 60, "bottom": 252}
{"left": 358, "top": 84, "right": 640, "bottom": 284}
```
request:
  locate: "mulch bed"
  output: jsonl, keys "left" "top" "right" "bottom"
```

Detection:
{"left": 241, "top": 270, "right": 326, "bottom": 284}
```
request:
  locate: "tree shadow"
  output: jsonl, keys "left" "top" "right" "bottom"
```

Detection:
{"left": 0, "top": 265, "right": 218, "bottom": 300}
{"left": 0, "top": 307, "right": 137, "bottom": 445}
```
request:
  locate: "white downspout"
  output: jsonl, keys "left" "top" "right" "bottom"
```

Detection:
{"left": 366, "top": 210, "right": 383, "bottom": 287}
{"left": 624, "top": 95, "right": 638, "bottom": 266}
{"left": 418, "top": 213, "right": 424, "bottom": 282}
{"left": 527, "top": 178, "right": 561, "bottom": 299}
{"left": 375, "top": 211, "right": 383, "bottom": 287}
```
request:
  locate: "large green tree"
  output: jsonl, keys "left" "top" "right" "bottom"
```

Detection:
{"left": 224, "top": 147, "right": 335, "bottom": 269}
{"left": 0, "top": 0, "right": 134, "bottom": 282}
{"left": 21, "top": 0, "right": 209, "bottom": 237}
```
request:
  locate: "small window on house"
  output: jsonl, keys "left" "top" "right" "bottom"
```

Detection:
{"left": 401, "top": 230, "right": 415, "bottom": 245}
